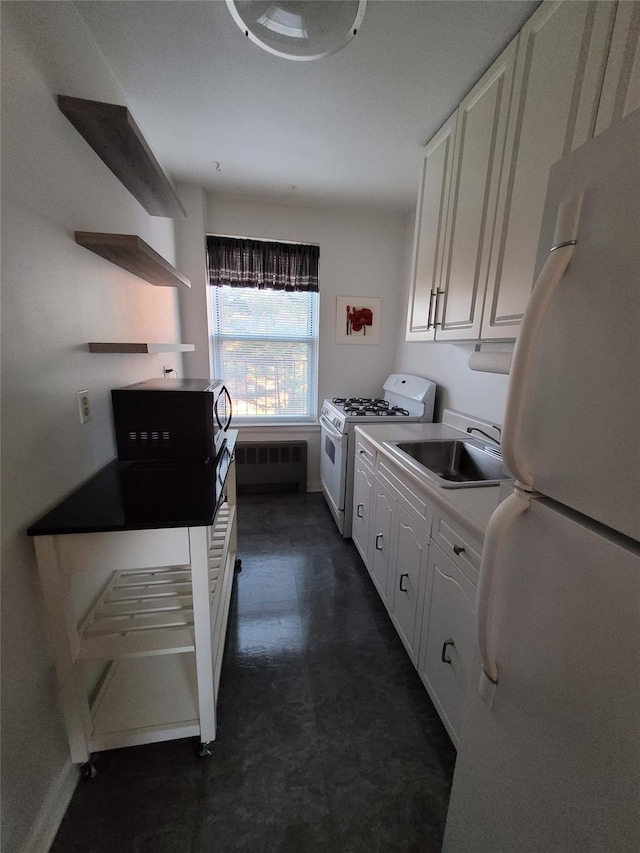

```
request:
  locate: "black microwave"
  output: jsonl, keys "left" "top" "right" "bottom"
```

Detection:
{"left": 111, "top": 378, "right": 232, "bottom": 463}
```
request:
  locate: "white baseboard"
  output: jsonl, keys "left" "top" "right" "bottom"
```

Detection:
{"left": 21, "top": 760, "right": 79, "bottom": 853}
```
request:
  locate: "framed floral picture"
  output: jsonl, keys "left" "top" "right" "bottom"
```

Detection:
{"left": 336, "top": 296, "right": 381, "bottom": 345}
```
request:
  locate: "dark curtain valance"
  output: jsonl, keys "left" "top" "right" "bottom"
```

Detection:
{"left": 207, "top": 236, "right": 319, "bottom": 292}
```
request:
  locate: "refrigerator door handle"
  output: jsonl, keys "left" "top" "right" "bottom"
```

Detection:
{"left": 476, "top": 487, "right": 532, "bottom": 707}
{"left": 501, "top": 193, "right": 583, "bottom": 490}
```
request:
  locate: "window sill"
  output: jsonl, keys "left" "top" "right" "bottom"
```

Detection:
{"left": 234, "top": 422, "right": 320, "bottom": 431}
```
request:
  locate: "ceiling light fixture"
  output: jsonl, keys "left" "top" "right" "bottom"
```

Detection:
{"left": 225, "top": 1, "right": 367, "bottom": 61}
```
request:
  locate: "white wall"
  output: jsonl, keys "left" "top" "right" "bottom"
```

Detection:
{"left": 176, "top": 191, "right": 407, "bottom": 489}
{"left": 394, "top": 215, "right": 510, "bottom": 425}
{"left": 174, "top": 190, "right": 509, "bottom": 489}
{"left": 1, "top": 6, "right": 183, "bottom": 850}
{"left": 175, "top": 183, "right": 210, "bottom": 378}
{"left": 206, "top": 195, "right": 406, "bottom": 403}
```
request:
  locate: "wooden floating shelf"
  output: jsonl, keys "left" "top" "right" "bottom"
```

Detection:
{"left": 75, "top": 232, "right": 191, "bottom": 289}
{"left": 58, "top": 95, "right": 186, "bottom": 218}
{"left": 88, "top": 343, "right": 195, "bottom": 354}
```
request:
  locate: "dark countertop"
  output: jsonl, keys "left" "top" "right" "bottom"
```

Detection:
{"left": 27, "top": 432, "right": 237, "bottom": 536}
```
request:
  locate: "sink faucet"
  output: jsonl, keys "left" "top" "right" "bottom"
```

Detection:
{"left": 467, "top": 425, "right": 501, "bottom": 444}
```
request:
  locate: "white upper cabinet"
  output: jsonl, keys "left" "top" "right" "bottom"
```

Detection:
{"left": 435, "top": 39, "right": 518, "bottom": 341}
{"left": 405, "top": 113, "right": 457, "bottom": 341}
{"left": 594, "top": 1, "right": 640, "bottom": 135}
{"left": 405, "top": 0, "right": 639, "bottom": 344}
{"left": 480, "top": 0, "right": 616, "bottom": 340}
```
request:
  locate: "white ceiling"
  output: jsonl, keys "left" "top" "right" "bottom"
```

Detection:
{"left": 77, "top": 0, "right": 540, "bottom": 213}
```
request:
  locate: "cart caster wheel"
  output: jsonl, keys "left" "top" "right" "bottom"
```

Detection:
{"left": 80, "top": 756, "right": 97, "bottom": 780}
{"left": 198, "top": 741, "right": 214, "bottom": 758}
{"left": 234, "top": 559, "right": 242, "bottom": 572}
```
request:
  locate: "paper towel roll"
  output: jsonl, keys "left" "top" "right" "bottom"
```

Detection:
{"left": 468, "top": 350, "right": 512, "bottom": 375}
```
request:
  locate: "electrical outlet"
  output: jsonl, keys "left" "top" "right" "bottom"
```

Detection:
{"left": 77, "top": 390, "right": 91, "bottom": 424}
{"left": 163, "top": 365, "right": 172, "bottom": 377}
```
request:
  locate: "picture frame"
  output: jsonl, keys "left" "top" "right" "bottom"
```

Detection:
{"left": 336, "top": 296, "right": 381, "bottom": 345}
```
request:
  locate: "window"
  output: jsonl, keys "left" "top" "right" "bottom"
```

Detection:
{"left": 207, "top": 236, "right": 319, "bottom": 423}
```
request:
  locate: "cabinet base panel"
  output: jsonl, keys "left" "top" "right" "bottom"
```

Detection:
{"left": 420, "top": 673, "right": 458, "bottom": 748}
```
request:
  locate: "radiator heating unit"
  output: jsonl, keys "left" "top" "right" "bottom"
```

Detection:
{"left": 235, "top": 442, "right": 307, "bottom": 494}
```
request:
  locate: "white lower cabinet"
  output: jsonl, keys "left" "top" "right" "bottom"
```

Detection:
{"left": 417, "top": 541, "right": 477, "bottom": 747}
{"left": 352, "top": 431, "right": 485, "bottom": 746}
{"left": 352, "top": 457, "right": 375, "bottom": 566}
{"left": 370, "top": 480, "right": 396, "bottom": 605}
{"left": 389, "top": 504, "right": 429, "bottom": 665}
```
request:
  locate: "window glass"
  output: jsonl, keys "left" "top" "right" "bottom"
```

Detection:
{"left": 210, "top": 286, "right": 319, "bottom": 421}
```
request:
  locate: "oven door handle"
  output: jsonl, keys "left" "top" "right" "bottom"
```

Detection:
{"left": 319, "top": 415, "right": 345, "bottom": 441}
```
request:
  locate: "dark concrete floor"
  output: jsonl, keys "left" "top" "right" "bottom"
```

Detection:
{"left": 51, "top": 492, "right": 456, "bottom": 852}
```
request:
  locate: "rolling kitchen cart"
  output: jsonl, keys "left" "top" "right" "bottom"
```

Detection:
{"left": 27, "top": 433, "right": 238, "bottom": 775}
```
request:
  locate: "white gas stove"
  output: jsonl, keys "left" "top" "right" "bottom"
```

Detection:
{"left": 320, "top": 374, "right": 436, "bottom": 536}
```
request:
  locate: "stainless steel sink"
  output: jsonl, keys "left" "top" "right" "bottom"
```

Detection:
{"left": 383, "top": 439, "right": 511, "bottom": 488}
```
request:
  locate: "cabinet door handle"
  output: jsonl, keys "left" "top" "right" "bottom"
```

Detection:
{"left": 399, "top": 572, "right": 409, "bottom": 592}
{"left": 359, "top": 449, "right": 366, "bottom": 455}
{"left": 453, "top": 544, "right": 465, "bottom": 556}
{"left": 441, "top": 638, "right": 455, "bottom": 664}
{"left": 356, "top": 503, "right": 364, "bottom": 518}
{"left": 426, "top": 289, "right": 435, "bottom": 330}
{"left": 375, "top": 534, "right": 383, "bottom": 551}
{"left": 433, "top": 289, "right": 444, "bottom": 327}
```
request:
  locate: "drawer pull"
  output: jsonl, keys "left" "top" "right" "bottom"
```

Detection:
{"left": 441, "top": 637, "right": 455, "bottom": 664}
{"left": 399, "top": 572, "right": 409, "bottom": 592}
{"left": 375, "top": 534, "right": 383, "bottom": 551}
{"left": 359, "top": 448, "right": 366, "bottom": 455}
{"left": 453, "top": 544, "right": 465, "bottom": 556}
{"left": 356, "top": 504, "right": 364, "bottom": 518}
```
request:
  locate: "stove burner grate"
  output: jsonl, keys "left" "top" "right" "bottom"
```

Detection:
{"left": 330, "top": 397, "right": 412, "bottom": 418}
{"left": 333, "top": 397, "right": 390, "bottom": 407}
{"left": 342, "top": 404, "right": 411, "bottom": 417}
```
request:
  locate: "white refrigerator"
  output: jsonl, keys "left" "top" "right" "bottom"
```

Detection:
{"left": 443, "top": 109, "right": 640, "bottom": 852}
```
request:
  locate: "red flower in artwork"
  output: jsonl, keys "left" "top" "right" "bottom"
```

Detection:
{"left": 347, "top": 306, "right": 373, "bottom": 333}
